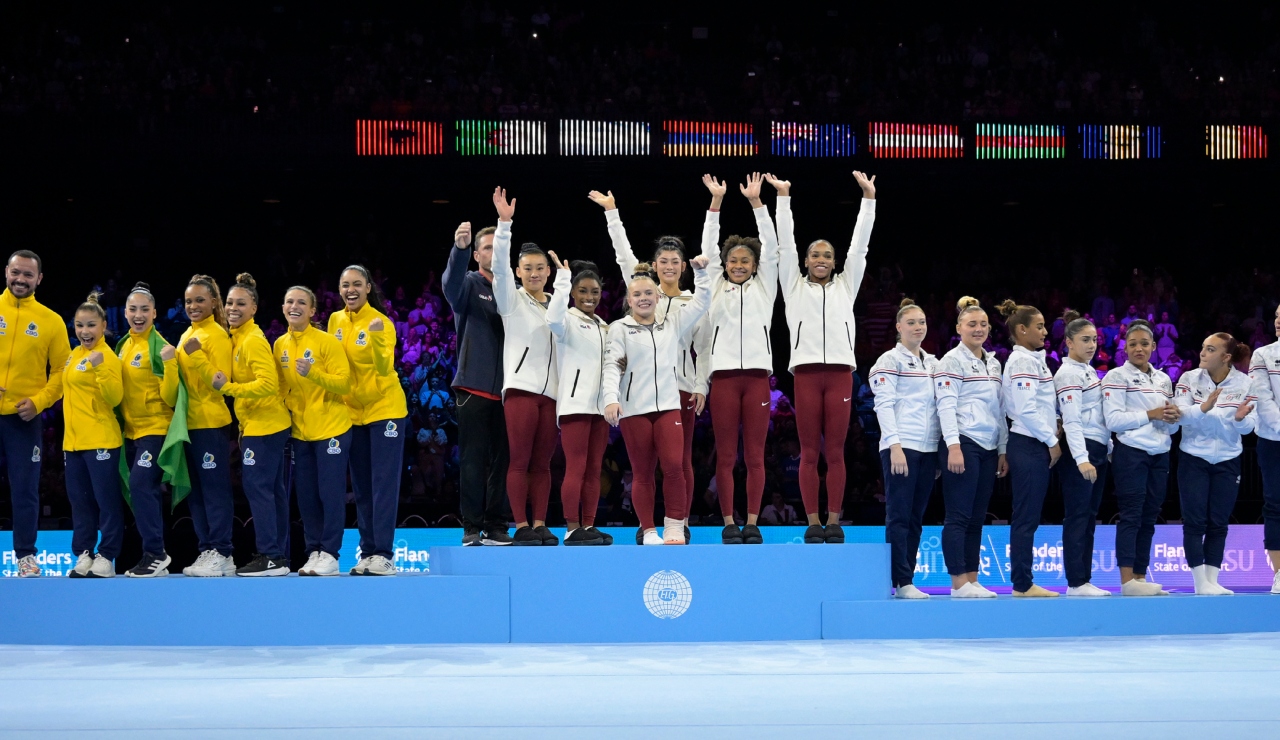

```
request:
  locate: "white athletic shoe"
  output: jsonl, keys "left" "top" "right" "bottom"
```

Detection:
{"left": 88, "top": 554, "right": 115, "bottom": 578}
{"left": 1138, "top": 576, "right": 1163, "bottom": 589}
{"left": 69, "top": 551, "right": 93, "bottom": 578}
{"left": 301, "top": 552, "right": 340, "bottom": 576}
{"left": 298, "top": 550, "right": 319, "bottom": 574}
{"left": 349, "top": 556, "right": 372, "bottom": 576}
{"left": 1066, "top": 583, "right": 1111, "bottom": 597}
{"left": 186, "top": 550, "right": 234, "bottom": 577}
{"left": 1121, "top": 579, "right": 1164, "bottom": 596}
{"left": 894, "top": 584, "right": 929, "bottom": 599}
{"left": 1204, "top": 565, "right": 1234, "bottom": 595}
{"left": 642, "top": 529, "right": 665, "bottom": 546}
{"left": 17, "top": 554, "right": 42, "bottom": 578}
{"left": 362, "top": 555, "right": 397, "bottom": 576}
{"left": 182, "top": 550, "right": 215, "bottom": 576}
{"left": 951, "top": 582, "right": 995, "bottom": 599}
{"left": 973, "top": 581, "right": 998, "bottom": 597}
{"left": 1272, "top": 570, "right": 1280, "bottom": 595}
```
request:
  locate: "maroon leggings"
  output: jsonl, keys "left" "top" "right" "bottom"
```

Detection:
{"left": 620, "top": 410, "right": 687, "bottom": 530}
{"left": 793, "top": 364, "right": 853, "bottom": 517}
{"left": 710, "top": 369, "right": 770, "bottom": 517}
{"left": 679, "top": 391, "right": 697, "bottom": 502}
{"left": 504, "top": 389, "right": 559, "bottom": 523}
{"left": 559, "top": 414, "right": 608, "bottom": 526}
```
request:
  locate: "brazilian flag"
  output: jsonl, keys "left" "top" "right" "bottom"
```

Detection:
{"left": 114, "top": 328, "right": 192, "bottom": 511}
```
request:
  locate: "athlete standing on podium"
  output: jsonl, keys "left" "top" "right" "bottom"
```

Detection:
{"left": 1, "top": 250, "right": 73, "bottom": 577}
{"left": 1248, "top": 304, "right": 1280, "bottom": 594}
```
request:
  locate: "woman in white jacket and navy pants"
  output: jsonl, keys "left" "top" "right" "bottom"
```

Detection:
{"left": 774, "top": 171, "right": 876, "bottom": 545}
{"left": 1248, "top": 304, "right": 1280, "bottom": 594}
{"left": 1174, "top": 332, "right": 1257, "bottom": 595}
{"left": 491, "top": 188, "right": 560, "bottom": 546}
{"left": 997, "top": 299, "right": 1061, "bottom": 598}
{"left": 870, "top": 299, "right": 940, "bottom": 599}
{"left": 1102, "top": 320, "right": 1180, "bottom": 595}
{"left": 699, "top": 173, "right": 780, "bottom": 545}
{"left": 934, "top": 297, "right": 1007, "bottom": 598}
{"left": 547, "top": 255, "right": 611, "bottom": 546}
{"left": 603, "top": 255, "right": 712, "bottom": 545}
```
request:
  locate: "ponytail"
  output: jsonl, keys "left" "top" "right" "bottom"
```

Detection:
{"left": 1213, "top": 332, "right": 1253, "bottom": 372}
{"left": 997, "top": 298, "right": 1041, "bottom": 344}
{"left": 341, "top": 264, "right": 387, "bottom": 315}
{"left": 1061, "top": 308, "right": 1094, "bottom": 342}
{"left": 77, "top": 291, "right": 107, "bottom": 322}
{"left": 187, "top": 274, "right": 229, "bottom": 330}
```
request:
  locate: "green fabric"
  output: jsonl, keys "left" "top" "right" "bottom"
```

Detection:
{"left": 113, "top": 329, "right": 192, "bottom": 511}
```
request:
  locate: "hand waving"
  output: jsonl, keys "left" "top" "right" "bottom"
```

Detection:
{"left": 764, "top": 173, "right": 790, "bottom": 197}
{"left": 492, "top": 187, "right": 516, "bottom": 222}
{"left": 548, "top": 250, "right": 569, "bottom": 272}
{"left": 739, "top": 171, "right": 764, "bottom": 205}
{"left": 853, "top": 170, "right": 877, "bottom": 199}
{"left": 587, "top": 190, "right": 616, "bottom": 211}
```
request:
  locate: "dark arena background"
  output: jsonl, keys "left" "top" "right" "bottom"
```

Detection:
{"left": 2, "top": 2, "right": 1280, "bottom": 736}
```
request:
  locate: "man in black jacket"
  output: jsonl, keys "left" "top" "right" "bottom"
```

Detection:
{"left": 443, "top": 222, "right": 512, "bottom": 545}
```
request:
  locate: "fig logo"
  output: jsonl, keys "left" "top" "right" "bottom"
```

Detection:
{"left": 642, "top": 570, "right": 693, "bottom": 620}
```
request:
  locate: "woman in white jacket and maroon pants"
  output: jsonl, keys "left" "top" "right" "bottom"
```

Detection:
{"left": 491, "top": 187, "right": 561, "bottom": 546}
{"left": 603, "top": 254, "right": 712, "bottom": 545}
{"left": 773, "top": 170, "right": 876, "bottom": 544}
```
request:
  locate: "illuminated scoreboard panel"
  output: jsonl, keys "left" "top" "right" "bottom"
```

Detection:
{"left": 355, "top": 120, "right": 444, "bottom": 156}
{"left": 868, "top": 122, "right": 963, "bottom": 158}
{"left": 559, "top": 120, "right": 651, "bottom": 156}
{"left": 1206, "top": 125, "right": 1268, "bottom": 159}
{"left": 770, "top": 123, "right": 856, "bottom": 157}
{"left": 1079, "top": 125, "right": 1162, "bottom": 159}
{"left": 663, "top": 121, "right": 757, "bottom": 157}
{"left": 456, "top": 120, "right": 548, "bottom": 155}
{"left": 975, "top": 124, "right": 1065, "bottom": 159}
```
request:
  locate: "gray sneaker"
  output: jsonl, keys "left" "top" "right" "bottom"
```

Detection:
{"left": 363, "top": 555, "right": 397, "bottom": 576}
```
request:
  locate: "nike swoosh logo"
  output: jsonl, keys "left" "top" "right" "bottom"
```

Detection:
{"left": 761, "top": 402, "right": 769, "bottom": 406}
{"left": 685, "top": 405, "right": 694, "bottom": 410}
{"left": 844, "top": 397, "right": 852, "bottom": 402}
{"left": 674, "top": 422, "right": 682, "bottom": 426}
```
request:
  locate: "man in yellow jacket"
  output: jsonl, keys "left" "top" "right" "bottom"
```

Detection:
{"left": 0, "top": 251, "right": 73, "bottom": 577}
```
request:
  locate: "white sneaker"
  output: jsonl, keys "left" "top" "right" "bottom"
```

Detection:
{"left": 182, "top": 550, "right": 215, "bottom": 576}
{"left": 1272, "top": 570, "right": 1280, "bottom": 595}
{"left": 1204, "top": 565, "right": 1234, "bottom": 595}
{"left": 88, "top": 554, "right": 115, "bottom": 578}
{"left": 186, "top": 550, "right": 234, "bottom": 577}
{"left": 951, "top": 582, "right": 995, "bottom": 599}
{"left": 1066, "top": 582, "right": 1111, "bottom": 597}
{"left": 1121, "top": 579, "right": 1164, "bottom": 596}
{"left": 299, "top": 551, "right": 339, "bottom": 576}
{"left": 895, "top": 584, "right": 929, "bottom": 599}
{"left": 349, "top": 556, "right": 372, "bottom": 576}
{"left": 1138, "top": 576, "right": 1163, "bottom": 589}
{"left": 662, "top": 517, "right": 686, "bottom": 545}
{"left": 642, "top": 529, "right": 665, "bottom": 546}
{"left": 69, "top": 551, "right": 93, "bottom": 578}
{"left": 363, "top": 555, "right": 397, "bottom": 576}
{"left": 973, "top": 581, "right": 998, "bottom": 597}
{"left": 17, "top": 554, "right": 42, "bottom": 577}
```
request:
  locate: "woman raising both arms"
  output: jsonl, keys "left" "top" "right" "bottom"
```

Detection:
{"left": 773, "top": 170, "right": 877, "bottom": 545}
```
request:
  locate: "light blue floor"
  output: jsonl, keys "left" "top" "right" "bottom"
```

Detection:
{"left": 3, "top": 634, "right": 1280, "bottom": 738}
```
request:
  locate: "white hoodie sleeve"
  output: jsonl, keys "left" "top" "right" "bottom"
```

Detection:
{"left": 605, "top": 209, "right": 639, "bottom": 280}
{"left": 934, "top": 355, "right": 963, "bottom": 447}
{"left": 869, "top": 353, "right": 902, "bottom": 447}
{"left": 754, "top": 205, "right": 781, "bottom": 304}
{"left": 491, "top": 220, "right": 519, "bottom": 318}
{"left": 601, "top": 322, "right": 626, "bottom": 408}
{"left": 1007, "top": 355, "right": 1058, "bottom": 448}
{"left": 775, "top": 196, "right": 800, "bottom": 298}
{"left": 1251, "top": 352, "right": 1280, "bottom": 432}
{"left": 1174, "top": 378, "right": 1205, "bottom": 429}
{"left": 546, "top": 268, "right": 571, "bottom": 339}
{"left": 841, "top": 198, "right": 876, "bottom": 303}
{"left": 1102, "top": 368, "right": 1150, "bottom": 432}
{"left": 1055, "top": 368, "right": 1090, "bottom": 465}
{"left": 690, "top": 315, "right": 711, "bottom": 395}
{"left": 703, "top": 210, "right": 723, "bottom": 276}
{"left": 675, "top": 265, "right": 712, "bottom": 345}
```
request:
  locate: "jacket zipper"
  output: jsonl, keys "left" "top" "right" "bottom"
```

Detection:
{"left": 570, "top": 369, "right": 580, "bottom": 397}
{"left": 513, "top": 346, "right": 529, "bottom": 374}
{"left": 625, "top": 372, "right": 633, "bottom": 401}
{"left": 763, "top": 325, "right": 771, "bottom": 354}
{"left": 821, "top": 285, "right": 827, "bottom": 363}
{"left": 711, "top": 326, "right": 720, "bottom": 354}
{"left": 596, "top": 319, "right": 606, "bottom": 413}
{"left": 739, "top": 287, "right": 744, "bottom": 368}
{"left": 845, "top": 322, "right": 852, "bottom": 350}
{"left": 682, "top": 349, "right": 687, "bottom": 377}
{"left": 794, "top": 321, "right": 803, "bottom": 349}
{"left": 649, "top": 328, "right": 659, "bottom": 413}
{"left": 540, "top": 332, "right": 553, "bottom": 395}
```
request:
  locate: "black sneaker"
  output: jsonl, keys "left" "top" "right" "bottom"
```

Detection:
{"left": 635, "top": 526, "right": 645, "bottom": 545}
{"left": 587, "top": 526, "right": 614, "bottom": 545}
{"left": 804, "top": 524, "right": 826, "bottom": 544}
{"left": 482, "top": 527, "right": 514, "bottom": 546}
{"left": 126, "top": 551, "right": 172, "bottom": 578}
{"left": 823, "top": 523, "right": 846, "bottom": 544}
{"left": 236, "top": 553, "right": 290, "bottom": 577}
{"left": 462, "top": 526, "right": 483, "bottom": 546}
{"left": 721, "top": 523, "right": 744, "bottom": 544}
{"left": 513, "top": 526, "right": 542, "bottom": 546}
{"left": 533, "top": 525, "right": 560, "bottom": 546}
{"left": 684, "top": 525, "right": 692, "bottom": 544}
{"left": 564, "top": 527, "right": 605, "bottom": 546}
{"left": 742, "top": 524, "right": 763, "bottom": 544}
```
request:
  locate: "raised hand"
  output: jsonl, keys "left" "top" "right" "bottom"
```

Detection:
{"left": 548, "top": 250, "right": 569, "bottom": 272}
{"left": 87, "top": 351, "right": 104, "bottom": 368}
{"left": 454, "top": 221, "right": 472, "bottom": 250}
{"left": 1200, "top": 388, "right": 1222, "bottom": 414}
{"left": 587, "top": 190, "right": 616, "bottom": 211}
{"left": 689, "top": 255, "right": 710, "bottom": 270}
{"left": 1236, "top": 401, "right": 1255, "bottom": 422}
{"left": 492, "top": 187, "right": 516, "bottom": 222}
{"left": 853, "top": 170, "right": 877, "bottom": 199}
{"left": 764, "top": 173, "right": 790, "bottom": 197}
{"left": 739, "top": 171, "right": 763, "bottom": 206}
{"left": 183, "top": 336, "right": 203, "bottom": 355}
{"left": 368, "top": 318, "right": 384, "bottom": 332}
{"left": 160, "top": 345, "right": 176, "bottom": 362}
{"left": 212, "top": 371, "right": 228, "bottom": 391}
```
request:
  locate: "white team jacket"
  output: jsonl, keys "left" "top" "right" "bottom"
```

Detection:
{"left": 604, "top": 208, "right": 710, "bottom": 395}
{"left": 602, "top": 266, "right": 711, "bottom": 418}
{"left": 547, "top": 268, "right": 609, "bottom": 417}
{"left": 1249, "top": 340, "right": 1280, "bottom": 442}
{"left": 1174, "top": 367, "right": 1257, "bottom": 464}
{"left": 776, "top": 196, "right": 873, "bottom": 372}
{"left": 1054, "top": 356, "right": 1110, "bottom": 465}
{"left": 1002, "top": 345, "right": 1059, "bottom": 448}
{"left": 492, "top": 219, "right": 558, "bottom": 400}
{"left": 935, "top": 344, "right": 1008, "bottom": 453}
{"left": 1101, "top": 362, "right": 1178, "bottom": 455}
{"left": 870, "top": 343, "right": 940, "bottom": 453}
{"left": 697, "top": 207, "right": 780, "bottom": 384}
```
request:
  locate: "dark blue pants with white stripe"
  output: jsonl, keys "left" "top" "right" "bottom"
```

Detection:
{"left": 1, "top": 414, "right": 43, "bottom": 559}
{"left": 1008, "top": 432, "right": 1051, "bottom": 593}
{"left": 1257, "top": 438, "right": 1280, "bottom": 551}
{"left": 293, "top": 431, "right": 351, "bottom": 558}
{"left": 939, "top": 436, "right": 996, "bottom": 577}
{"left": 349, "top": 417, "right": 406, "bottom": 559}
{"left": 1111, "top": 442, "right": 1169, "bottom": 575}
{"left": 882, "top": 447, "right": 937, "bottom": 588}
{"left": 1177, "top": 451, "right": 1241, "bottom": 569}
{"left": 126, "top": 435, "right": 166, "bottom": 555}
{"left": 65, "top": 448, "right": 125, "bottom": 561}
{"left": 185, "top": 426, "right": 235, "bottom": 557}
{"left": 241, "top": 430, "right": 291, "bottom": 559}
{"left": 1059, "top": 439, "right": 1109, "bottom": 587}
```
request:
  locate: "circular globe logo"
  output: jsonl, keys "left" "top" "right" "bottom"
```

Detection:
{"left": 642, "top": 570, "right": 693, "bottom": 619}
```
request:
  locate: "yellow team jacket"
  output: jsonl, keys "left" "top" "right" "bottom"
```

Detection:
{"left": 0, "top": 289, "right": 73, "bottom": 415}
{"left": 328, "top": 303, "right": 408, "bottom": 426}
{"left": 116, "top": 331, "right": 179, "bottom": 440}
{"left": 222, "top": 319, "right": 291, "bottom": 438}
{"left": 274, "top": 324, "right": 352, "bottom": 442}
{"left": 62, "top": 338, "right": 124, "bottom": 452}
{"left": 177, "top": 315, "right": 234, "bottom": 430}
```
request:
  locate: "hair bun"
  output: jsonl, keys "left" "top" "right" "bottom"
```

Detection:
{"left": 1062, "top": 309, "right": 1081, "bottom": 324}
{"left": 235, "top": 272, "right": 257, "bottom": 288}
{"left": 996, "top": 298, "right": 1019, "bottom": 318}
{"left": 900, "top": 297, "right": 916, "bottom": 309}
{"left": 84, "top": 290, "right": 102, "bottom": 304}
{"left": 956, "top": 296, "right": 980, "bottom": 313}
{"left": 131, "top": 281, "right": 151, "bottom": 293}
{"left": 569, "top": 260, "right": 599, "bottom": 276}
